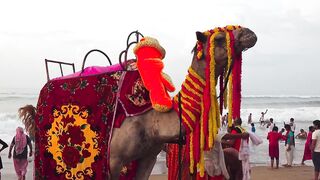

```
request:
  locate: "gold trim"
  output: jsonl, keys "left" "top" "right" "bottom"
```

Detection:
{"left": 133, "top": 37, "right": 166, "bottom": 59}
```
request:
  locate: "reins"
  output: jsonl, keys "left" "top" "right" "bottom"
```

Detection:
{"left": 194, "top": 48, "right": 235, "bottom": 100}
{"left": 178, "top": 92, "right": 183, "bottom": 180}
{"left": 217, "top": 58, "right": 234, "bottom": 99}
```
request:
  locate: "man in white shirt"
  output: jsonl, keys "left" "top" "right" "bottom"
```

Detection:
{"left": 267, "top": 118, "right": 275, "bottom": 132}
{"left": 289, "top": 118, "right": 296, "bottom": 132}
{"left": 259, "top": 109, "right": 268, "bottom": 126}
{"left": 311, "top": 120, "right": 320, "bottom": 180}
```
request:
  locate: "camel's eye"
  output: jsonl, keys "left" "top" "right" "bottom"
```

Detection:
{"left": 215, "top": 39, "right": 224, "bottom": 47}
{"left": 214, "top": 33, "right": 225, "bottom": 47}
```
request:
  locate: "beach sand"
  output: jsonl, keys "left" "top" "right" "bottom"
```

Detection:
{"left": 0, "top": 139, "right": 314, "bottom": 180}
{"left": 0, "top": 144, "right": 314, "bottom": 180}
{"left": 149, "top": 166, "right": 314, "bottom": 180}
{"left": 0, "top": 154, "right": 314, "bottom": 180}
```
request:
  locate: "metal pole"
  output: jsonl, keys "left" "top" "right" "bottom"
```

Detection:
{"left": 59, "top": 64, "right": 63, "bottom": 76}
{"left": 72, "top": 63, "right": 75, "bottom": 73}
{"left": 45, "top": 59, "right": 50, "bottom": 81}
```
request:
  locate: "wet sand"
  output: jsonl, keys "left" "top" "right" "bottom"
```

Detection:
{"left": 149, "top": 165, "right": 314, "bottom": 180}
{"left": 0, "top": 150, "right": 314, "bottom": 180}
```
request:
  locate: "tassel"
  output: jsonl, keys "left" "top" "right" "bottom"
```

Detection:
{"left": 226, "top": 31, "right": 234, "bottom": 126}
{"left": 232, "top": 54, "right": 242, "bottom": 119}
{"left": 189, "top": 134, "right": 194, "bottom": 174}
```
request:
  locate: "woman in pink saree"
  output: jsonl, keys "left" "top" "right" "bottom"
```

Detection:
{"left": 302, "top": 126, "right": 315, "bottom": 165}
{"left": 8, "top": 127, "right": 32, "bottom": 180}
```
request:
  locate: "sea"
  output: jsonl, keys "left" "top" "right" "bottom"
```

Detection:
{"left": 1, "top": 88, "right": 320, "bottom": 175}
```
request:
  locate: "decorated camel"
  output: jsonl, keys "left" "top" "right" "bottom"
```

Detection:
{"left": 19, "top": 25, "right": 257, "bottom": 180}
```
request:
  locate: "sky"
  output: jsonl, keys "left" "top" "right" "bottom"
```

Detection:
{"left": 0, "top": 0, "right": 319, "bottom": 96}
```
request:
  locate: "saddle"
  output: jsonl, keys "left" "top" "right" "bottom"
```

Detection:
{"left": 34, "top": 31, "right": 149, "bottom": 179}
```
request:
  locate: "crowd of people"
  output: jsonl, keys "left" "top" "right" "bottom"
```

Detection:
{"left": 243, "top": 110, "right": 320, "bottom": 180}
{"left": 219, "top": 109, "right": 320, "bottom": 180}
{"left": 0, "top": 127, "right": 32, "bottom": 180}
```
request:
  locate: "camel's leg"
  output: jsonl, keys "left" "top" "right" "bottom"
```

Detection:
{"left": 224, "top": 147, "right": 243, "bottom": 180}
{"left": 109, "top": 156, "right": 123, "bottom": 180}
{"left": 135, "top": 149, "right": 161, "bottom": 180}
{"left": 109, "top": 119, "right": 152, "bottom": 180}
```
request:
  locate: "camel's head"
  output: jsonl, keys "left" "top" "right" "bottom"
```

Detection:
{"left": 192, "top": 26, "right": 257, "bottom": 79}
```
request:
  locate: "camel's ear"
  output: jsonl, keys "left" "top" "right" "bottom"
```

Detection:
{"left": 196, "top": 31, "right": 206, "bottom": 43}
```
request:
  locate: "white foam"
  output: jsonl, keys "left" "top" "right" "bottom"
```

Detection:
{"left": 0, "top": 113, "right": 25, "bottom": 143}
{"left": 240, "top": 107, "right": 320, "bottom": 123}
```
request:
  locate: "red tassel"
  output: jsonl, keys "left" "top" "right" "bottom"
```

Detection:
{"left": 229, "top": 31, "right": 242, "bottom": 119}
{"left": 232, "top": 54, "right": 242, "bottom": 119}
{"left": 193, "top": 123, "right": 200, "bottom": 163}
{"left": 202, "top": 35, "right": 213, "bottom": 140}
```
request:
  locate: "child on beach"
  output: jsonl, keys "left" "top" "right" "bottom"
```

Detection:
{"left": 267, "top": 126, "right": 283, "bottom": 169}
{"left": 251, "top": 123, "right": 256, "bottom": 133}
{"left": 301, "top": 126, "right": 314, "bottom": 165}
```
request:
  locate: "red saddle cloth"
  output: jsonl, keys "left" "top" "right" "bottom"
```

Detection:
{"left": 35, "top": 69, "right": 151, "bottom": 179}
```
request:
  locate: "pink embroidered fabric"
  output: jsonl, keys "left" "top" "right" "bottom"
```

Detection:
{"left": 54, "top": 64, "right": 123, "bottom": 80}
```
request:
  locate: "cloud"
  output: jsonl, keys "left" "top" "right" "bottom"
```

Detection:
{"left": 0, "top": 0, "right": 319, "bottom": 96}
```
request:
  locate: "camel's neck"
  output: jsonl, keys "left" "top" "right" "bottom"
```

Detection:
{"left": 152, "top": 68, "right": 206, "bottom": 142}
{"left": 172, "top": 67, "right": 205, "bottom": 133}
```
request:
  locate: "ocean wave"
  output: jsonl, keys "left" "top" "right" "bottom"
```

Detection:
{"left": 0, "top": 112, "right": 18, "bottom": 121}
{"left": 0, "top": 113, "right": 25, "bottom": 142}
{"left": 0, "top": 96, "right": 38, "bottom": 101}
{"left": 240, "top": 107, "right": 320, "bottom": 123}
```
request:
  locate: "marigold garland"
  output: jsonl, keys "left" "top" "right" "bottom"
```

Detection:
{"left": 172, "top": 25, "right": 243, "bottom": 178}
{"left": 226, "top": 30, "right": 234, "bottom": 126}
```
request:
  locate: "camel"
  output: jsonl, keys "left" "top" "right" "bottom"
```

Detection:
{"left": 19, "top": 26, "right": 257, "bottom": 179}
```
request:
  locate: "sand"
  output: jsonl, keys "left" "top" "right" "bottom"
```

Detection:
{"left": 0, "top": 147, "right": 314, "bottom": 180}
{"left": 0, "top": 156, "right": 314, "bottom": 180}
{"left": 149, "top": 166, "right": 314, "bottom": 180}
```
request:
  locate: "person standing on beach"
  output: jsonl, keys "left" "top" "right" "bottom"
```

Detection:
{"left": 267, "top": 126, "right": 283, "bottom": 169}
{"left": 283, "top": 124, "right": 295, "bottom": 167}
{"left": 301, "top": 126, "right": 314, "bottom": 165}
{"left": 267, "top": 118, "right": 275, "bottom": 132}
{"left": 8, "top": 127, "right": 32, "bottom": 180}
{"left": 311, "top": 120, "right": 320, "bottom": 180}
{"left": 289, "top": 118, "right": 296, "bottom": 132}
{"left": 221, "top": 114, "right": 227, "bottom": 127}
{"left": 248, "top": 113, "right": 252, "bottom": 124}
{"left": 229, "top": 118, "right": 246, "bottom": 151}
{"left": 259, "top": 109, "right": 268, "bottom": 126}
{"left": 201, "top": 131, "right": 249, "bottom": 180}
{"left": 0, "top": 139, "right": 8, "bottom": 179}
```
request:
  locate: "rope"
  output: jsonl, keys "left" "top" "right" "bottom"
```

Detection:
{"left": 178, "top": 92, "right": 183, "bottom": 180}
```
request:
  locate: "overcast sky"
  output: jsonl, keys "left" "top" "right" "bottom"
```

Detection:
{"left": 0, "top": 0, "right": 319, "bottom": 96}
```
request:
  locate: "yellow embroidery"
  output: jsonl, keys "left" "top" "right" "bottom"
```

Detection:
{"left": 46, "top": 104, "right": 100, "bottom": 180}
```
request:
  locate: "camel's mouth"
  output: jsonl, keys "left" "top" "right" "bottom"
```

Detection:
{"left": 233, "top": 28, "right": 257, "bottom": 53}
